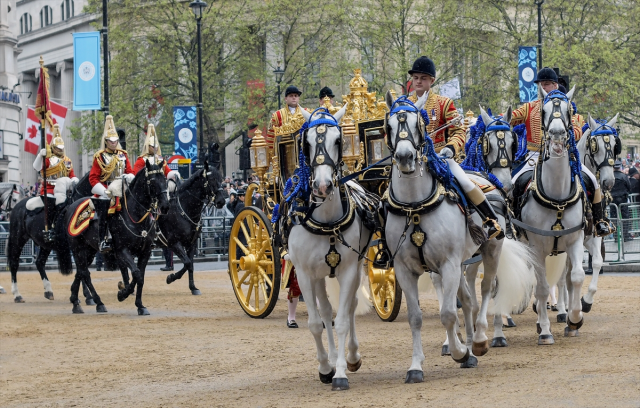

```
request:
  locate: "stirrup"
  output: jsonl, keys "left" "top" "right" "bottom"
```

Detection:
{"left": 484, "top": 219, "right": 504, "bottom": 240}
{"left": 99, "top": 239, "right": 113, "bottom": 253}
{"left": 594, "top": 220, "right": 615, "bottom": 237}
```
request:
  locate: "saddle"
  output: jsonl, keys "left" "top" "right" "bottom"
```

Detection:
{"left": 68, "top": 197, "right": 122, "bottom": 237}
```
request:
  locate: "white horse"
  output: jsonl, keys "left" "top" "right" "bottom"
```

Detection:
{"left": 555, "top": 113, "right": 619, "bottom": 320}
{"left": 382, "top": 91, "right": 511, "bottom": 382}
{"left": 287, "top": 105, "right": 373, "bottom": 391}
{"left": 513, "top": 87, "right": 586, "bottom": 343}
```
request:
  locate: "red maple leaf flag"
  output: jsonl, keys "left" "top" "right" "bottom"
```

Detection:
{"left": 24, "top": 102, "right": 68, "bottom": 155}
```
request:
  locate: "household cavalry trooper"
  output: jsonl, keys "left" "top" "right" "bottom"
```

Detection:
{"left": 510, "top": 67, "right": 614, "bottom": 237}
{"left": 89, "top": 115, "right": 134, "bottom": 252}
{"left": 32, "top": 124, "right": 78, "bottom": 195}
{"left": 133, "top": 124, "right": 180, "bottom": 181}
{"left": 408, "top": 56, "right": 504, "bottom": 240}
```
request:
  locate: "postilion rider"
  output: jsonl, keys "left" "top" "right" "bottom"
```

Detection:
{"left": 510, "top": 67, "right": 614, "bottom": 237}
{"left": 408, "top": 56, "right": 504, "bottom": 240}
{"left": 266, "top": 85, "right": 309, "bottom": 328}
{"left": 89, "top": 115, "right": 135, "bottom": 253}
{"left": 31, "top": 124, "right": 79, "bottom": 228}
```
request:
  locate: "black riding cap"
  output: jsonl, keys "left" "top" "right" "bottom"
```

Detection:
{"left": 319, "top": 86, "right": 335, "bottom": 99}
{"left": 285, "top": 86, "right": 302, "bottom": 97}
{"left": 534, "top": 67, "right": 558, "bottom": 84}
{"left": 408, "top": 56, "right": 436, "bottom": 78}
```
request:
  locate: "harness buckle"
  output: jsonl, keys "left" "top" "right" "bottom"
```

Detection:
{"left": 412, "top": 214, "right": 421, "bottom": 225}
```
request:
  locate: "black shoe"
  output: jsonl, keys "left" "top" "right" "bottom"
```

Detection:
{"left": 475, "top": 200, "right": 505, "bottom": 240}
{"left": 160, "top": 266, "right": 173, "bottom": 271}
{"left": 287, "top": 320, "right": 298, "bottom": 328}
{"left": 99, "top": 239, "right": 112, "bottom": 253}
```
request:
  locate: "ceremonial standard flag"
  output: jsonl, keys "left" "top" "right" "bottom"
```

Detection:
{"left": 518, "top": 46, "right": 538, "bottom": 103}
{"left": 35, "top": 63, "right": 53, "bottom": 129}
{"left": 24, "top": 101, "right": 68, "bottom": 155}
{"left": 173, "top": 106, "right": 198, "bottom": 161}
{"left": 73, "top": 32, "right": 101, "bottom": 111}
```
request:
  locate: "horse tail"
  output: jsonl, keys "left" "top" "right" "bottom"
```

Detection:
{"left": 325, "top": 266, "right": 372, "bottom": 316}
{"left": 545, "top": 252, "right": 567, "bottom": 287}
{"left": 54, "top": 206, "right": 74, "bottom": 276}
{"left": 489, "top": 239, "right": 537, "bottom": 316}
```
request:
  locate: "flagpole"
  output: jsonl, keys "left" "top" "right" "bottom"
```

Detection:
{"left": 38, "top": 56, "right": 50, "bottom": 239}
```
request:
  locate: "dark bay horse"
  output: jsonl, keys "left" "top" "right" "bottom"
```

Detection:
{"left": 64, "top": 161, "right": 169, "bottom": 315}
{"left": 161, "top": 162, "right": 225, "bottom": 294}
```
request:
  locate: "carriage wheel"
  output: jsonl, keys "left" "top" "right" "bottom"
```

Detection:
{"left": 228, "top": 206, "right": 281, "bottom": 318}
{"left": 367, "top": 241, "right": 402, "bottom": 322}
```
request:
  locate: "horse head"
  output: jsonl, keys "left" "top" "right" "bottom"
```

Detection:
{"left": 541, "top": 86, "right": 576, "bottom": 158}
{"left": 300, "top": 104, "right": 347, "bottom": 198}
{"left": 582, "top": 113, "right": 620, "bottom": 191}
{"left": 384, "top": 91, "right": 428, "bottom": 174}
{"left": 1, "top": 184, "right": 25, "bottom": 213}
{"left": 204, "top": 161, "right": 226, "bottom": 209}
{"left": 143, "top": 160, "right": 170, "bottom": 214}
{"left": 479, "top": 106, "right": 516, "bottom": 192}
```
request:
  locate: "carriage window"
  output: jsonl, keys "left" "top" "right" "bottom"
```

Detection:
{"left": 365, "top": 128, "right": 390, "bottom": 165}
{"left": 278, "top": 142, "right": 297, "bottom": 183}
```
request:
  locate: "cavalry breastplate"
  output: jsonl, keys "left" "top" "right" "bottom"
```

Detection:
{"left": 102, "top": 151, "right": 127, "bottom": 183}
{"left": 46, "top": 155, "right": 72, "bottom": 181}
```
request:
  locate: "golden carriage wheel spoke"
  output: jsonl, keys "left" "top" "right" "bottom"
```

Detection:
{"left": 236, "top": 270, "right": 251, "bottom": 289}
{"left": 245, "top": 281, "right": 254, "bottom": 306}
{"left": 257, "top": 266, "right": 273, "bottom": 288}
{"left": 254, "top": 283, "right": 260, "bottom": 310}
{"left": 233, "top": 237, "right": 251, "bottom": 257}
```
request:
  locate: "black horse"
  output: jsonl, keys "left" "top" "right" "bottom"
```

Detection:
{"left": 7, "top": 181, "right": 75, "bottom": 302}
{"left": 161, "top": 162, "right": 226, "bottom": 294}
{"left": 64, "top": 160, "right": 170, "bottom": 315}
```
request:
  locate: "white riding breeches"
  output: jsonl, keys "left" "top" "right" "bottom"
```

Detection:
{"left": 446, "top": 158, "right": 476, "bottom": 193}
{"left": 511, "top": 151, "right": 599, "bottom": 189}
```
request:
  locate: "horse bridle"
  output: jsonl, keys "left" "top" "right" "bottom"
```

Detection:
{"left": 384, "top": 97, "right": 426, "bottom": 158}
{"left": 302, "top": 108, "right": 343, "bottom": 189}
{"left": 1, "top": 189, "right": 19, "bottom": 213}
{"left": 541, "top": 92, "right": 572, "bottom": 159}
{"left": 123, "top": 166, "right": 167, "bottom": 223}
{"left": 482, "top": 118, "right": 516, "bottom": 170}
{"left": 585, "top": 124, "right": 618, "bottom": 175}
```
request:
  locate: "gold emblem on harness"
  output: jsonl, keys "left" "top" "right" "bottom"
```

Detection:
{"left": 603, "top": 135, "right": 610, "bottom": 143}
{"left": 553, "top": 112, "right": 561, "bottom": 118}
{"left": 497, "top": 131, "right": 504, "bottom": 139}
{"left": 411, "top": 230, "right": 426, "bottom": 247}
{"left": 317, "top": 125, "right": 326, "bottom": 134}
{"left": 552, "top": 224, "right": 564, "bottom": 231}
{"left": 326, "top": 250, "right": 341, "bottom": 268}
{"left": 316, "top": 155, "right": 325, "bottom": 164}
{"left": 500, "top": 158, "right": 508, "bottom": 167}
{"left": 399, "top": 131, "right": 408, "bottom": 139}
{"left": 608, "top": 158, "right": 614, "bottom": 165}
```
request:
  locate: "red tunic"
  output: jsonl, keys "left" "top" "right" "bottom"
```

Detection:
{"left": 409, "top": 92, "right": 465, "bottom": 155}
{"left": 89, "top": 149, "right": 133, "bottom": 188}
{"left": 133, "top": 156, "right": 171, "bottom": 176}
{"left": 39, "top": 156, "right": 76, "bottom": 195}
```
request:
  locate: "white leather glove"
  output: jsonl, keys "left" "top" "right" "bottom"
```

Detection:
{"left": 440, "top": 146, "right": 455, "bottom": 159}
{"left": 40, "top": 148, "right": 47, "bottom": 157}
{"left": 91, "top": 183, "right": 110, "bottom": 199}
{"left": 33, "top": 151, "right": 44, "bottom": 171}
{"left": 124, "top": 174, "right": 135, "bottom": 183}
{"left": 70, "top": 177, "right": 79, "bottom": 183}
{"left": 167, "top": 170, "right": 180, "bottom": 181}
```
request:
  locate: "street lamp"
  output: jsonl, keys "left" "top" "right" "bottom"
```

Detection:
{"left": 535, "top": 0, "right": 544, "bottom": 69}
{"left": 273, "top": 63, "right": 285, "bottom": 110}
{"left": 190, "top": 0, "right": 208, "bottom": 162}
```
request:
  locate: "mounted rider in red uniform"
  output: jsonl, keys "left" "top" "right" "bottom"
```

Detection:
{"left": 133, "top": 124, "right": 179, "bottom": 181}
{"left": 32, "top": 124, "right": 77, "bottom": 195}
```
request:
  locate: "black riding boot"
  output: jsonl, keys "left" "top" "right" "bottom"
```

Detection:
{"left": 475, "top": 200, "right": 505, "bottom": 240}
{"left": 592, "top": 201, "right": 615, "bottom": 237}
{"left": 92, "top": 198, "right": 112, "bottom": 253}
{"left": 41, "top": 195, "right": 58, "bottom": 243}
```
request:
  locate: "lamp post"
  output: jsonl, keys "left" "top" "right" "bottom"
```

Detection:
{"left": 190, "top": 0, "right": 207, "bottom": 162}
{"left": 273, "top": 63, "right": 285, "bottom": 110}
{"left": 535, "top": 0, "right": 544, "bottom": 68}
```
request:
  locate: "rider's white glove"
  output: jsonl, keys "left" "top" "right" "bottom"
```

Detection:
{"left": 40, "top": 148, "right": 47, "bottom": 157}
{"left": 167, "top": 170, "right": 180, "bottom": 181}
{"left": 124, "top": 173, "right": 135, "bottom": 183}
{"left": 91, "top": 183, "right": 110, "bottom": 199}
{"left": 440, "top": 146, "right": 455, "bottom": 159}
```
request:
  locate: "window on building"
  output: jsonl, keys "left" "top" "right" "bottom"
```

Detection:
{"left": 19, "top": 13, "right": 32, "bottom": 34}
{"left": 40, "top": 6, "right": 53, "bottom": 28}
{"left": 61, "top": 0, "right": 74, "bottom": 21}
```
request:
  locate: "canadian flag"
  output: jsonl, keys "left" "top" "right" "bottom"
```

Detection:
{"left": 24, "top": 100, "right": 68, "bottom": 155}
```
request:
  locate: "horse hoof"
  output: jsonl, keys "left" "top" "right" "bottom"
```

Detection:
{"left": 472, "top": 340, "right": 489, "bottom": 357}
{"left": 44, "top": 291, "right": 54, "bottom": 300}
{"left": 191, "top": 289, "right": 202, "bottom": 296}
{"left": 567, "top": 317, "right": 583, "bottom": 331}
{"left": 460, "top": 355, "right": 478, "bottom": 368}
{"left": 331, "top": 377, "right": 349, "bottom": 391}
{"left": 166, "top": 275, "right": 173, "bottom": 285}
{"left": 491, "top": 337, "right": 508, "bottom": 348}
{"left": 85, "top": 298, "right": 96, "bottom": 306}
{"left": 72, "top": 303, "right": 84, "bottom": 314}
{"left": 532, "top": 303, "right": 537, "bottom": 314}
{"left": 137, "top": 307, "right": 150, "bottom": 316}
{"left": 536, "top": 323, "right": 542, "bottom": 334}
{"left": 557, "top": 313, "right": 567, "bottom": 323}
{"left": 117, "top": 290, "right": 126, "bottom": 302}
{"left": 452, "top": 348, "right": 470, "bottom": 364}
{"left": 581, "top": 297, "right": 592, "bottom": 313}
{"left": 96, "top": 304, "right": 108, "bottom": 313}
{"left": 564, "top": 326, "right": 579, "bottom": 337}
{"left": 505, "top": 317, "right": 516, "bottom": 327}
{"left": 0, "top": 287, "right": 6, "bottom": 294}
{"left": 405, "top": 370, "right": 424, "bottom": 384}
{"left": 118, "top": 281, "right": 125, "bottom": 291}
{"left": 319, "top": 368, "right": 335, "bottom": 384}
{"left": 347, "top": 358, "right": 362, "bottom": 372}
{"left": 14, "top": 296, "right": 25, "bottom": 303}
{"left": 538, "top": 334, "right": 555, "bottom": 345}
{"left": 441, "top": 345, "right": 450, "bottom": 356}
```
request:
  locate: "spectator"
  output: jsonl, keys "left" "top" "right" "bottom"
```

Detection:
{"left": 234, "top": 189, "right": 246, "bottom": 217}
{"left": 629, "top": 167, "right": 640, "bottom": 195}
{"left": 611, "top": 160, "right": 631, "bottom": 239}
{"left": 161, "top": 248, "right": 173, "bottom": 271}
{"left": 226, "top": 192, "right": 238, "bottom": 216}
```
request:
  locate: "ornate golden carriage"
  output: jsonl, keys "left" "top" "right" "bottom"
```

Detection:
{"left": 228, "top": 69, "right": 402, "bottom": 321}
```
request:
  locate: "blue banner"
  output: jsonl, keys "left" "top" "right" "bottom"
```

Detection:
{"left": 518, "top": 46, "right": 538, "bottom": 103}
{"left": 173, "top": 106, "right": 198, "bottom": 161}
{"left": 73, "top": 32, "right": 101, "bottom": 111}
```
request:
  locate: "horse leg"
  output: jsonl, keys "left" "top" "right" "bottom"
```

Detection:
{"left": 440, "top": 262, "right": 469, "bottom": 364}
{"left": 165, "top": 242, "right": 189, "bottom": 284}
{"left": 395, "top": 267, "right": 424, "bottom": 383}
{"left": 582, "top": 237, "right": 602, "bottom": 311}
{"left": 346, "top": 279, "right": 362, "bottom": 374}
{"left": 82, "top": 280, "right": 95, "bottom": 305}
{"left": 464, "top": 263, "right": 481, "bottom": 328}
{"left": 117, "top": 266, "right": 130, "bottom": 291}
{"left": 491, "top": 314, "right": 508, "bottom": 347}
{"left": 133, "top": 251, "right": 151, "bottom": 315}
{"left": 315, "top": 279, "right": 337, "bottom": 367}
{"left": 533, "top": 252, "right": 553, "bottom": 345}
{"left": 473, "top": 244, "right": 501, "bottom": 358}
{"left": 186, "top": 244, "right": 200, "bottom": 295}
{"left": 556, "top": 264, "right": 568, "bottom": 323}
{"left": 332, "top": 265, "right": 360, "bottom": 391}
{"left": 69, "top": 272, "right": 84, "bottom": 314}
{"left": 431, "top": 271, "right": 461, "bottom": 356}
{"left": 81, "top": 268, "right": 107, "bottom": 313}
{"left": 117, "top": 249, "right": 137, "bottom": 303}
{"left": 9, "top": 235, "right": 30, "bottom": 303}
{"left": 297, "top": 272, "right": 333, "bottom": 385}
{"left": 35, "top": 247, "right": 54, "bottom": 300}
{"left": 457, "top": 268, "right": 478, "bottom": 368}
{"left": 565, "top": 243, "right": 585, "bottom": 337}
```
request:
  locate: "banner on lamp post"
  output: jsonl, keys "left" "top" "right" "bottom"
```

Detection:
{"left": 173, "top": 106, "right": 198, "bottom": 161}
{"left": 518, "top": 46, "right": 538, "bottom": 103}
{"left": 73, "top": 32, "right": 101, "bottom": 110}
